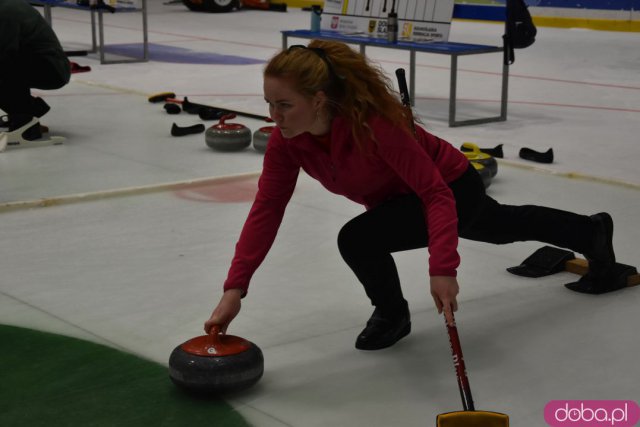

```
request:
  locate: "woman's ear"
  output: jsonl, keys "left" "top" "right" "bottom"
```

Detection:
{"left": 313, "top": 90, "right": 328, "bottom": 110}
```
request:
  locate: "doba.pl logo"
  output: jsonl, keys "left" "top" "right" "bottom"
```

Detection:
{"left": 545, "top": 400, "right": 640, "bottom": 426}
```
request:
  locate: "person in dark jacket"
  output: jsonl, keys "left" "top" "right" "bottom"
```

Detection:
{"left": 0, "top": 0, "right": 71, "bottom": 147}
{"left": 204, "top": 40, "right": 618, "bottom": 351}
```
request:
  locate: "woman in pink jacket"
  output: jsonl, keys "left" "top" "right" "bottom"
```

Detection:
{"left": 205, "top": 40, "right": 616, "bottom": 350}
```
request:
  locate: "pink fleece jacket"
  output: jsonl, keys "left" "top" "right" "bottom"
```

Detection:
{"left": 223, "top": 115, "right": 470, "bottom": 295}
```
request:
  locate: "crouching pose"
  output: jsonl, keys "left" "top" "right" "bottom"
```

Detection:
{"left": 0, "top": 0, "right": 71, "bottom": 149}
{"left": 205, "top": 40, "right": 617, "bottom": 350}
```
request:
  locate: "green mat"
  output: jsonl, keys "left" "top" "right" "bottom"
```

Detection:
{"left": 0, "top": 325, "right": 252, "bottom": 427}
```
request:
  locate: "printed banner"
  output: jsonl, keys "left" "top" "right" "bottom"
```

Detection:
{"left": 321, "top": 0, "right": 454, "bottom": 42}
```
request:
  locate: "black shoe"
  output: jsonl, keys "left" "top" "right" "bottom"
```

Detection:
{"left": 8, "top": 115, "right": 42, "bottom": 141}
{"left": 9, "top": 115, "right": 42, "bottom": 141}
{"left": 170, "top": 122, "right": 205, "bottom": 136}
{"left": 30, "top": 97, "right": 51, "bottom": 118}
{"left": 21, "top": 122, "right": 43, "bottom": 141}
{"left": 355, "top": 306, "right": 411, "bottom": 351}
{"left": 519, "top": 147, "right": 554, "bottom": 163}
{"left": 565, "top": 264, "right": 633, "bottom": 294}
{"left": 566, "top": 212, "right": 618, "bottom": 294}
{"left": 585, "top": 212, "right": 615, "bottom": 276}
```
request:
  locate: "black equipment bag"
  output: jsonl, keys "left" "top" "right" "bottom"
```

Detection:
{"left": 503, "top": 0, "right": 537, "bottom": 65}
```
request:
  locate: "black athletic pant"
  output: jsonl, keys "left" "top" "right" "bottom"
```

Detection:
{"left": 337, "top": 165, "right": 594, "bottom": 314}
{"left": 0, "top": 52, "right": 70, "bottom": 123}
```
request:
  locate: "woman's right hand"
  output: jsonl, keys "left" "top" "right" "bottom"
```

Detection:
{"left": 204, "top": 288, "right": 243, "bottom": 335}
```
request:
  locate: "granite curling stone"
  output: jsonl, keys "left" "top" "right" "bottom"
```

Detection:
{"left": 252, "top": 126, "right": 275, "bottom": 153}
{"left": 168, "top": 326, "right": 264, "bottom": 394}
{"left": 472, "top": 162, "right": 492, "bottom": 189}
{"left": 462, "top": 142, "right": 498, "bottom": 177}
{"left": 205, "top": 114, "right": 252, "bottom": 151}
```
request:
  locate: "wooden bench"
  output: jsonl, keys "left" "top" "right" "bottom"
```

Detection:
{"left": 30, "top": 0, "right": 149, "bottom": 65}
{"left": 282, "top": 5, "right": 508, "bottom": 127}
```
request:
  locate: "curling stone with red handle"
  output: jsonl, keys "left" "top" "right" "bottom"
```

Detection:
{"left": 205, "top": 114, "right": 252, "bottom": 152}
{"left": 168, "top": 326, "right": 264, "bottom": 394}
{"left": 252, "top": 125, "right": 275, "bottom": 153}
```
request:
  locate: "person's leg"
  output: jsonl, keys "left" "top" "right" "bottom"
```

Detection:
{"left": 0, "top": 50, "right": 70, "bottom": 115}
{"left": 0, "top": 70, "right": 34, "bottom": 120}
{"left": 337, "top": 165, "right": 496, "bottom": 350}
{"left": 338, "top": 163, "right": 618, "bottom": 351}
{"left": 0, "top": 52, "right": 69, "bottom": 141}
{"left": 0, "top": 77, "right": 43, "bottom": 141}
{"left": 455, "top": 165, "right": 616, "bottom": 290}
{"left": 463, "top": 199, "right": 594, "bottom": 251}
{"left": 338, "top": 193, "right": 428, "bottom": 350}
{"left": 338, "top": 193, "right": 428, "bottom": 314}
{"left": 456, "top": 160, "right": 606, "bottom": 258}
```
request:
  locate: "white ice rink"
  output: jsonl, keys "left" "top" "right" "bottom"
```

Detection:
{"left": 1, "top": 2, "right": 639, "bottom": 426}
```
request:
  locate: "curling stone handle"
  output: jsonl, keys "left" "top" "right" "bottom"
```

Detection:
{"left": 461, "top": 142, "right": 482, "bottom": 154}
{"left": 209, "top": 324, "right": 222, "bottom": 340}
{"left": 219, "top": 113, "right": 236, "bottom": 126}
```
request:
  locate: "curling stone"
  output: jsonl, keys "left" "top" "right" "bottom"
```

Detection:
{"left": 168, "top": 326, "right": 264, "bottom": 394}
{"left": 472, "top": 162, "right": 492, "bottom": 189}
{"left": 252, "top": 126, "right": 275, "bottom": 153}
{"left": 205, "top": 114, "right": 252, "bottom": 152}
{"left": 462, "top": 142, "right": 498, "bottom": 177}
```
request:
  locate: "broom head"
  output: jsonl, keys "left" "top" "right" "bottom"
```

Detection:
{"left": 436, "top": 410, "right": 509, "bottom": 426}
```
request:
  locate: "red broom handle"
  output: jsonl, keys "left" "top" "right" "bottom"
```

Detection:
{"left": 446, "top": 314, "right": 475, "bottom": 411}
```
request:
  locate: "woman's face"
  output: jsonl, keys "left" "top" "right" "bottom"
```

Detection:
{"left": 263, "top": 76, "right": 326, "bottom": 138}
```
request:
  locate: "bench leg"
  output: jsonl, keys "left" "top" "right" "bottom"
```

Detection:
{"left": 409, "top": 50, "right": 416, "bottom": 107}
{"left": 142, "top": 0, "right": 149, "bottom": 61}
{"left": 449, "top": 52, "right": 509, "bottom": 127}
{"left": 44, "top": 5, "right": 53, "bottom": 26}
{"left": 500, "top": 61, "right": 509, "bottom": 121}
{"left": 89, "top": 9, "right": 97, "bottom": 54}
{"left": 96, "top": 2, "right": 149, "bottom": 65}
{"left": 449, "top": 55, "right": 458, "bottom": 127}
{"left": 98, "top": 10, "right": 106, "bottom": 63}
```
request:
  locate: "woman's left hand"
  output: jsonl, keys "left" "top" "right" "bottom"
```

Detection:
{"left": 430, "top": 275, "right": 459, "bottom": 326}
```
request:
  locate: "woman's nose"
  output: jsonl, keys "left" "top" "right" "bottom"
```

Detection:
{"left": 268, "top": 108, "right": 280, "bottom": 122}
{"left": 271, "top": 112, "right": 283, "bottom": 124}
